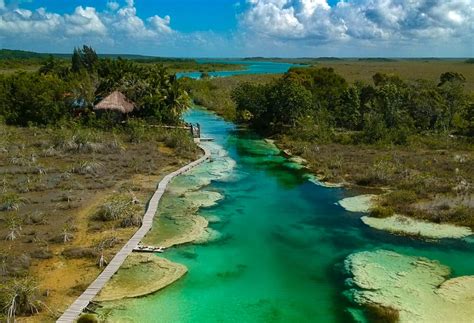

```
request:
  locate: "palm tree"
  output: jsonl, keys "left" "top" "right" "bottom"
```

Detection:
{"left": 163, "top": 78, "right": 191, "bottom": 124}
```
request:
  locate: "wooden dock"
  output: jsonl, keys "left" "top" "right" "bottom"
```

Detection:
{"left": 57, "top": 144, "right": 211, "bottom": 323}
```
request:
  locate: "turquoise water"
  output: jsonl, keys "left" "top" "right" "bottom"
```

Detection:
{"left": 176, "top": 60, "right": 296, "bottom": 79}
{"left": 100, "top": 108, "right": 474, "bottom": 322}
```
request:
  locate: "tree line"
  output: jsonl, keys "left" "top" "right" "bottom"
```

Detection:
{"left": 232, "top": 67, "right": 473, "bottom": 144}
{"left": 0, "top": 45, "right": 190, "bottom": 127}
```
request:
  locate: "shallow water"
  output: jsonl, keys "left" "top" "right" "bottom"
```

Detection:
{"left": 100, "top": 108, "right": 474, "bottom": 322}
{"left": 176, "top": 60, "right": 296, "bottom": 79}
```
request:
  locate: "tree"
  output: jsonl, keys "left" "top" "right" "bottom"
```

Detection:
{"left": 337, "top": 86, "right": 362, "bottom": 130}
{"left": 71, "top": 45, "right": 98, "bottom": 73}
{"left": 71, "top": 48, "right": 83, "bottom": 73}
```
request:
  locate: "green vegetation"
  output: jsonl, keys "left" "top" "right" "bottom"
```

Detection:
{"left": 232, "top": 67, "right": 473, "bottom": 141}
{"left": 0, "top": 48, "right": 244, "bottom": 75}
{"left": 186, "top": 65, "right": 473, "bottom": 228}
{"left": 0, "top": 46, "right": 203, "bottom": 320}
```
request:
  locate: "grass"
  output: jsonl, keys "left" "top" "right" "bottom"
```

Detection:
{"left": 0, "top": 122, "right": 200, "bottom": 320}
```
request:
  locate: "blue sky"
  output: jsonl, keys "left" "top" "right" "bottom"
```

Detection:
{"left": 0, "top": 0, "right": 472, "bottom": 57}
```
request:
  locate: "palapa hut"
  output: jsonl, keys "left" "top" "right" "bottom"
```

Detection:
{"left": 94, "top": 91, "right": 135, "bottom": 116}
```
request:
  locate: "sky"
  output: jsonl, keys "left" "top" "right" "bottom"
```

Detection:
{"left": 0, "top": 0, "right": 473, "bottom": 57}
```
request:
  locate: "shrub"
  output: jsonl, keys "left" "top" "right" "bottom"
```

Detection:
{"left": 370, "top": 206, "right": 395, "bottom": 218}
{"left": 0, "top": 277, "right": 43, "bottom": 319}
{"left": 94, "top": 195, "right": 141, "bottom": 223}
{"left": 77, "top": 313, "right": 99, "bottom": 323}
{"left": 0, "top": 193, "right": 27, "bottom": 211}
{"left": 385, "top": 190, "right": 418, "bottom": 205}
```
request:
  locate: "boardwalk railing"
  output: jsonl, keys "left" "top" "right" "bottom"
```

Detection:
{"left": 57, "top": 144, "right": 211, "bottom": 323}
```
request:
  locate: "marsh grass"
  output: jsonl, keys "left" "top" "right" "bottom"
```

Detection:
{"left": 0, "top": 193, "right": 27, "bottom": 211}
{"left": 0, "top": 123, "right": 198, "bottom": 319}
{"left": 94, "top": 194, "right": 142, "bottom": 226}
{"left": 0, "top": 277, "right": 44, "bottom": 321}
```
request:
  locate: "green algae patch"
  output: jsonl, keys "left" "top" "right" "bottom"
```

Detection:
{"left": 362, "top": 215, "right": 472, "bottom": 239}
{"left": 345, "top": 250, "right": 474, "bottom": 323}
{"left": 337, "top": 194, "right": 378, "bottom": 213}
{"left": 95, "top": 254, "right": 187, "bottom": 302}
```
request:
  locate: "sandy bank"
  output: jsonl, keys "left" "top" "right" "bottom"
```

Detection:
{"left": 345, "top": 250, "right": 474, "bottom": 323}
{"left": 337, "top": 194, "right": 472, "bottom": 239}
{"left": 95, "top": 254, "right": 187, "bottom": 302}
{"left": 362, "top": 215, "right": 472, "bottom": 239}
{"left": 337, "top": 194, "right": 378, "bottom": 213}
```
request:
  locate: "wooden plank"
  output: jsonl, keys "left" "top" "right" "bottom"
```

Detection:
{"left": 57, "top": 144, "right": 211, "bottom": 323}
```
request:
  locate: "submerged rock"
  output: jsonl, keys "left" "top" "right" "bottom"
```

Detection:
{"left": 362, "top": 215, "right": 472, "bottom": 239}
{"left": 345, "top": 250, "right": 474, "bottom": 322}
{"left": 96, "top": 254, "right": 187, "bottom": 302}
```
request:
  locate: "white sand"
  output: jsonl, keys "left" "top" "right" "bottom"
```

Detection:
{"left": 362, "top": 214, "right": 472, "bottom": 239}
{"left": 345, "top": 250, "right": 474, "bottom": 323}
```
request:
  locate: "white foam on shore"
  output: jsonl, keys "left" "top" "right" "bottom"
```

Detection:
{"left": 362, "top": 215, "right": 472, "bottom": 239}
{"left": 345, "top": 250, "right": 474, "bottom": 323}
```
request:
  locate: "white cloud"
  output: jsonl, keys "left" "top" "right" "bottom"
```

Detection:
{"left": 64, "top": 6, "right": 106, "bottom": 36}
{"left": 106, "top": 1, "right": 120, "bottom": 12}
{"left": 0, "top": 7, "right": 61, "bottom": 35}
{"left": 0, "top": 1, "right": 176, "bottom": 51}
{"left": 148, "top": 15, "right": 172, "bottom": 34}
{"left": 241, "top": 0, "right": 474, "bottom": 45}
{"left": 0, "top": 0, "right": 471, "bottom": 57}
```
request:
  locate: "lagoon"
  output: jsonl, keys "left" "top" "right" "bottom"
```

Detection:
{"left": 176, "top": 60, "right": 296, "bottom": 79}
{"left": 98, "top": 108, "right": 474, "bottom": 322}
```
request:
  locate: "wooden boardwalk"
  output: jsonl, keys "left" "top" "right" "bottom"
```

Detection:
{"left": 57, "top": 144, "right": 211, "bottom": 323}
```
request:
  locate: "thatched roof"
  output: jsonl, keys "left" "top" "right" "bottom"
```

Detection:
{"left": 94, "top": 91, "right": 135, "bottom": 113}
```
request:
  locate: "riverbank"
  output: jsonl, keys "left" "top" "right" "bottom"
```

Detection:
{"left": 277, "top": 138, "right": 474, "bottom": 238}
{"left": 92, "top": 107, "right": 474, "bottom": 323}
{"left": 0, "top": 124, "right": 199, "bottom": 322}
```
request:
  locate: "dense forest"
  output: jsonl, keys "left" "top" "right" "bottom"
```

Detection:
{"left": 231, "top": 67, "right": 473, "bottom": 144}
{"left": 0, "top": 46, "right": 190, "bottom": 127}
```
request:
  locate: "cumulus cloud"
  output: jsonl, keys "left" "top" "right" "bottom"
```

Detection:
{"left": 0, "top": 7, "right": 61, "bottom": 35}
{"left": 241, "top": 0, "right": 474, "bottom": 44}
{"left": 0, "top": 1, "right": 176, "bottom": 51}
{"left": 64, "top": 6, "right": 106, "bottom": 36}
{"left": 106, "top": 1, "right": 120, "bottom": 12}
{"left": 148, "top": 15, "right": 172, "bottom": 34}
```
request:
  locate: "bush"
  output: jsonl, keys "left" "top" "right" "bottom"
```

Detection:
{"left": 385, "top": 190, "right": 418, "bottom": 205}
{"left": 94, "top": 195, "right": 141, "bottom": 223}
{"left": 0, "top": 278, "right": 43, "bottom": 319}
{"left": 77, "top": 313, "right": 99, "bottom": 323}
{"left": 370, "top": 206, "right": 395, "bottom": 218}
